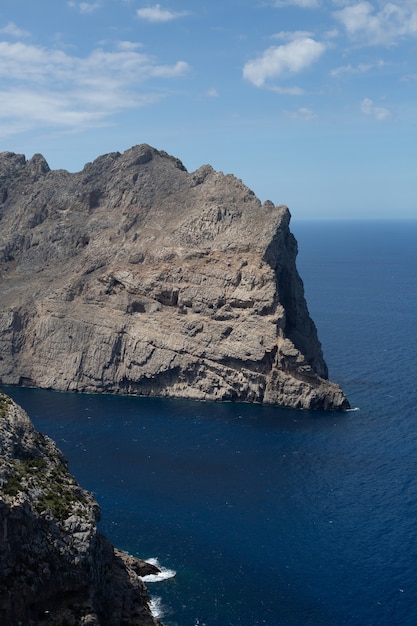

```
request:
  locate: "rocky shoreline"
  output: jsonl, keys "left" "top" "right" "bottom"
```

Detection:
{"left": 0, "top": 390, "right": 163, "bottom": 626}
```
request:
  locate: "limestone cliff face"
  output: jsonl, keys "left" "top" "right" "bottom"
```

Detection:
{"left": 0, "top": 390, "right": 161, "bottom": 626}
{"left": 0, "top": 145, "right": 349, "bottom": 410}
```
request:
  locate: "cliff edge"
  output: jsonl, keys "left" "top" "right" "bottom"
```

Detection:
{"left": 0, "top": 145, "right": 349, "bottom": 410}
{"left": 0, "top": 390, "right": 161, "bottom": 625}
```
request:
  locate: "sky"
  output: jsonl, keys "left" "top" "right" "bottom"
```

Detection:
{"left": 0, "top": 0, "right": 416, "bottom": 220}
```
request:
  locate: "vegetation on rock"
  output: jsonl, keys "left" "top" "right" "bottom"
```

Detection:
{"left": 0, "top": 392, "right": 161, "bottom": 625}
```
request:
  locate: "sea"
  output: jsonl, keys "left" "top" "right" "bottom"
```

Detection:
{"left": 4, "top": 219, "right": 417, "bottom": 626}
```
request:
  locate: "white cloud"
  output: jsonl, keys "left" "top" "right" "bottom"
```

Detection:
{"left": 272, "top": 0, "right": 320, "bottom": 7}
{"left": 79, "top": 2, "right": 100, "bottom": 13}
{"left": 285, "top": 106, "right": 316, "bottom": 119}
{"left": 331, "top": 59, "right": 385, "bottom": 76}
{"left": 243, "top": 36, "right": 326, "bottom": 87}
{"left": 0, "top": 22, "right": 30, "bottom": 38}
{"left": 334, "top": 1, "right": 417, "bottom": 45}
{"left": 325, "top": 28, "right": 340, "bottom": 39}
{"left": 147, "top": 60, "right": 189, "bottom": 78}
{"left": 136, "top": 4, "right": 189, "bottom": 22}
{"left": 272, "top": 30, "right": 315, "bottom": 41}
{"left": 269, "top": 85, "right": 305, "bottom": 94}
{"left": 361, "top": 97, "right": 390, "bottom": 119}
{"left": 68, "top": 1, "right": 100, "bottom": 13}
{"left": 116, "top": 41, "right": 144, "bottom": 51}
{"left": 0, "top": 42, "right": 189, "bottom": 85}
{"left": 0, "top": 40, "right": 190, "bottom": 137}
{"left": 0, "top": 89, "right": 106, "bottom": 127}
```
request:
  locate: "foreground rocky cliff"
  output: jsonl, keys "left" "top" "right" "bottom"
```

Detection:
{"left": 0, "top": 145, "right": 349, "bottom": 410}
{"left": 0, "top": 390, "right": 161, "bottom": 625}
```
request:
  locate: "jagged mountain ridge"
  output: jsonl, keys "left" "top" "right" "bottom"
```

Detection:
{"left": 0, "top": 144, "right": 349, "bottom": 410}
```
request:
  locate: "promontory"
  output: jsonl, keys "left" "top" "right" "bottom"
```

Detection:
{"left": 0, "top": 390, "right": 161, "bottom": 625}
{"left": 0, "top": 144, "right": 349, "bottom": 411}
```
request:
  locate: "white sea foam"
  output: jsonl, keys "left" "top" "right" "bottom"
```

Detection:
{"left": 142, "top": 557, "right": 176, "bottom": 582}
{"left": 346, "top": 407, "right": 360, "bottom": 412}
{"left": 149, "top": 596, "right": 165, "bottom": 619}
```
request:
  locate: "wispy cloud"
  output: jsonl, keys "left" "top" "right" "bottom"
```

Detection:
{"left": 0, "top": 21, "right": 30, "bottom": 38}
{"left": 68, "top": 1, "right": 101, "bottom": 14}
{"left": 116, "top": 41, "right": 144, "bottom": 51}
{"left": 271, "top": 0, "right": 320, "bottom": 8}
{"left": 136, "top": 4, "right": 189, "bottom": 23}
{"left": 0, "top": 40, "right": 190, "bottom": 137}
{"left": 334, "top": 1, "right": 417, "bottom": 45}
{"left": 269, "top": 85, "right": 305, "bottom": 95}
{"left": 361, "top": 97, "right": 390, "bottom": 119}
{"left": 243, "top": 34, "right": 326, "bottom": 88}
{"left": 272, "top": 30, "right": 315, "bottom": 41}
{"left": 331, "top": 59, "right": 385, "bottom": 77}
{"left": 284, "top": 106, "right": 316, "bottom": 119}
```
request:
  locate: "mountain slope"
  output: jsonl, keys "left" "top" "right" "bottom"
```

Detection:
{"left": 0, "top": 145, "right": 349, "bottom": 410}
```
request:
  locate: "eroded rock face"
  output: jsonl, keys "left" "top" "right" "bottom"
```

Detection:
{"left": 0, "top": 145, "right": 349, "bottom": 410}
{"left": 0, "top": 391, "right": 161, "bottom": 626}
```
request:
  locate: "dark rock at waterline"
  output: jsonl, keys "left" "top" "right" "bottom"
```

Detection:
{"left": 0, "top": 390, "right": 162, "bottom": 625}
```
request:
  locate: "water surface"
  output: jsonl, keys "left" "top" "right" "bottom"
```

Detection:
{"left": 5, "top": 219, "right": 417, "bottom": 625}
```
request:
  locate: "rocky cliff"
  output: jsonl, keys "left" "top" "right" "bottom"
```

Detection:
{"left": 0, "top": 390, "right": 161, "bottom": 625}
{"left": 0, "top": 145, "right": 349, "bottom": 410}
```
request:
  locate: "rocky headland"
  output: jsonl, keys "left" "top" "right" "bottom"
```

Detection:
{"left": 0, "top": 390, "right": 161, "bottom": 625}
{"left": 0, "top": 145, "right": 349, "bottom": 410}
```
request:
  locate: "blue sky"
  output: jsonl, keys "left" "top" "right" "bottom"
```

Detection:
{"left": 0, "top": 1, "right": 416, "bottom": 219}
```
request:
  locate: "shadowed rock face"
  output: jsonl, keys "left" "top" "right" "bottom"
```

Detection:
{"left": 0, "top": 391, "right": 161, "bottom": 626}
{"left": 0, "top": 144, "right": 349, "bottom": 410}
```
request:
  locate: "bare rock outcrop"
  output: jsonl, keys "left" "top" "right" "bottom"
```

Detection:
{"left": 0, "top": 390, "right": 161, "bottom": 625}
{"left": 0, "top": 145, "right": 349, "bottom": 410}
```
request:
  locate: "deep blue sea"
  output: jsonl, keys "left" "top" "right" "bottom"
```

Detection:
{"left": 4, "top": 220, "right": 417, "bottom": 626}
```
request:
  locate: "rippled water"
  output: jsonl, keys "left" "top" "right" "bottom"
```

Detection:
{"left": 5, "top": 220, "right": 417, "bottom": 626}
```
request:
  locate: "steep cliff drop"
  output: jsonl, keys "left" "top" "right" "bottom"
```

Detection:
{"left": 0, "top": 390, "right": 162, "bottom": 626}
{"left": 0, "top": 145, "right": 349, "bottom": 411}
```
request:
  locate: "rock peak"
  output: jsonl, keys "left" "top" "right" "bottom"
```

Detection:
{"left": 0, "top": 144, "right": 349, "bottom": 411}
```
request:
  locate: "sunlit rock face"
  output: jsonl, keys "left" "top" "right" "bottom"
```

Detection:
{"left": 0, "top": 145, "right": 349, "bottom": 411}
